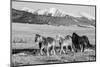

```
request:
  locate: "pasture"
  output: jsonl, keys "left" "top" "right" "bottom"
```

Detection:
{"left": 11, "top": 23, "right": 96, "bottom": 66}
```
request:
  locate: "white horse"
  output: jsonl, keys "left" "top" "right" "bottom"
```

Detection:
{"left": 56, "top": 34, "right": 73, "bottom": 54}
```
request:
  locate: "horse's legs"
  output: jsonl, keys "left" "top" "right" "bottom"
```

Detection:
{"left": 60, "top": 45, "right": 64, "bottom": 55}
{"left": 82, "top": 45, "right": 85, "bottom": 52}
{"left": 72, "top": 44, "right": 77, "bottom": 52}
{"left": 80, "top": 44, "right": 84, "bottom": 52}
{"left": 40, "top": 46, "right": 44, "bottom": 55}
{"left": 70, "top": 46, "right": 72, "bottom": 51}
{"left": 47, "top": 46, "right": 50, "bottom": 56}
{"left": 71, "top": 45, "right": 74, "bottom": 52}
{"left": 60, "top": 46, "right": 65, "bottom": 55}
{"left": 52, "top": 45, "right": 56, "bottom": 55}
{"left": 67, "top": 45, "right": 72, "bottom": 51}
{"left": 63, "top": 46, "right": 66, "bottom": 54}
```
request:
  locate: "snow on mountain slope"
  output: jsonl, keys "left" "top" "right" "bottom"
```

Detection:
{"left": 12, "top": 8, "right": 95, "bottom": 27}
{"left": 36, "top": 9, "right": 48, "bottom": 15}
{"left": 21, "top": 7, "right": 95, "bottom": 21}
{"left": 21, "top": 7, "right": 35, "bottom": 13}
{"left": 21, "top": 7, "right": 80, "bottom": 17}
{"left": 79, "top": 12, "right": 95, "bottom": 20}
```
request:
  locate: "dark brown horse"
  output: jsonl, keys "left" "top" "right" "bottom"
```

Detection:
{"left": 72, "top": 32, "right": 93, "bottom": 52}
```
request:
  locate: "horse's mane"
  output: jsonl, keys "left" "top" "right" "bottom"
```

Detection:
{"left": 65, "top": 35, "right": 72, "bottom": 39}
{"left": 72, "top": 32, "right": 80, "bottom": 38}
{"left": 36, "top": 34, "right": 41, "bottom": 37}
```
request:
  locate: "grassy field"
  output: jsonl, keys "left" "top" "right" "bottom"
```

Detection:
{"left": 11, "top": 23, "right": 96, "bottom": 66}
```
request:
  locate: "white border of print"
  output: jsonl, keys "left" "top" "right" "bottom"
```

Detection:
{"left": 0, "top": 0, "right": 100, "bottom": 67}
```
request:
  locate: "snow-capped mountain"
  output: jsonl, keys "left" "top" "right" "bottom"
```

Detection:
{"left": 21, "top": 7, "right": 35, "bottom": 13}
{"left": 21, "top": 7, "right": 80, "bottom": 17}
{"left": 12, "top": 8, "right": 95, "bottom": 27}
{"left": 21, "top": 7, "right": 95, "bottom": 21}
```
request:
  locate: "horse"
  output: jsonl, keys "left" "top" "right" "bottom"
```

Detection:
{"left": 64, "top": 35, "right": 73, "bottom": 51}
{"left": 34, "top": 34, "right": 56, "bottom": 56}
{"left": 72, "top": 32, "right": 92, "bottom": 52}
{"left": 56, "top": 34, "right": 73, "bottom": 54}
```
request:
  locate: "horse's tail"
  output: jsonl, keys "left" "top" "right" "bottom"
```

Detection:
{"left": 88, "top": 43, "right": 96, "bottom": 50}
{"left": 82, "top": 36, "right": 95, "bottom": 50}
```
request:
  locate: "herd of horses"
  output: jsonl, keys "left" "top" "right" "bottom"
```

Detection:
{"left": 34, "top": 32, "right": 95, "bottom": 56}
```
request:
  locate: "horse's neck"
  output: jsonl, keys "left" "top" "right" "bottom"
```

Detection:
{"left": 64, "top": 38, "right": 72, "bottom": 42}
{"left": 55, "top": 40, "right": 60, "bottom": 46}
{"left": 73, "top": 34, "right": 80, "bottom": 39}
{"left": 42, "top": 37, "right": 46, "bottom": 41}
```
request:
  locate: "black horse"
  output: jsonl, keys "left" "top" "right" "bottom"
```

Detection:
{"left": 72, "top": 32, "right": 94, "bottom": 52}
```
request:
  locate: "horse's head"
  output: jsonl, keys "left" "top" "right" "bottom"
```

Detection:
{"left": 72, "top": 32, "right": 79, "bottom": 39}
{"left": 72, "top": 32, "right": 77, "bottom": 36}
{"left": 56, "top": 34, "right": 64, "bottom": 42}
{"left": 34, "top": 34, "right": 43, "bottom": 43}
{"left": 65, "top": 35, "right": 72, "bottom": 40}
{"left": 56, "top": 35, "right": 64, "bottom": 44}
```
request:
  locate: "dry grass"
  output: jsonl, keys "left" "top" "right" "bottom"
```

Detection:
{"left": 12, "top": 50, "right": 95, "bottom": 66}
{"left": 11, "top": 23, "right": 96, "bottom": 66}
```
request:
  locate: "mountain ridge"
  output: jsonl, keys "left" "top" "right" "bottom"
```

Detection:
{"left": 21, "top": 7, "right": 95, "bottom": 20}
{"left": 12, "top": 8, "right": 96, "bottom": 27}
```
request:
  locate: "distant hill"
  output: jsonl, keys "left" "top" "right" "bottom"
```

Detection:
{"left": 12, "top": 8, "right": 95, "bottom": 27}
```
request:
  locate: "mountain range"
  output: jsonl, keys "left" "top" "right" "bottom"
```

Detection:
{"left": 12, "top": 8, "right": 95, "bottom": 27}
{"left": 21, "top": 7, "right": 73, "bottom": 17}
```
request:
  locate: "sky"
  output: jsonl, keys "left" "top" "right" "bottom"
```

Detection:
{"left": 12, "top": 1, "right": 95, "bottom": 18}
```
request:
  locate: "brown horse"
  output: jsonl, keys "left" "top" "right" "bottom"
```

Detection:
{"left": 34, "top": 34, "right": 56, "bottom": 56}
